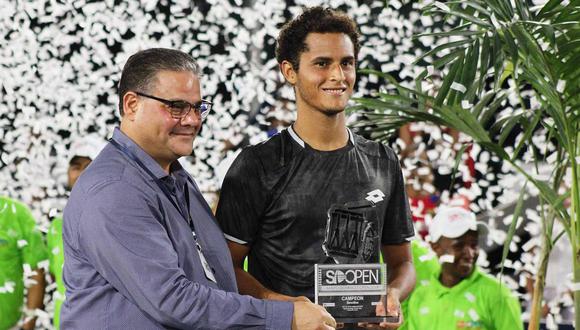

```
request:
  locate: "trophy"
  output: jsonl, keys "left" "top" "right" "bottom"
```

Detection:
{"left": 315, "top": 200, "right": 397, "bottom": 323}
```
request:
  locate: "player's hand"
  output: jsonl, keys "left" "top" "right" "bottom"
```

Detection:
{"left": 358, "top": 291, "right": 403, "bottom": 329}
{"left": 266, "top": 291, "right": 310, "bottom": 302}
{"left": 292, "top": 295, "right": 312, "bottom": 302}
{"left": 292, "top": 300, "right": 337, "bottom": 330}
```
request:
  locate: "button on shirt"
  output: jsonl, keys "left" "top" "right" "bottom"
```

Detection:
{"left": 61, "top": 128, "right": 293, "bottom": 329}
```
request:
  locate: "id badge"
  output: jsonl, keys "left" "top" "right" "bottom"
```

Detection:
{"left": 198, "top": 248, "right": 217, "bottom": 283}
{"left": 193, "top": 232, "right": 217, "bottom": 283}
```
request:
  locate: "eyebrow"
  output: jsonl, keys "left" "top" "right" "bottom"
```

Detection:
{"left": 310, "top": 56, "right": 356, "bottom": 63}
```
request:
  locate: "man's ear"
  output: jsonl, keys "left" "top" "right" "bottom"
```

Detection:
{"left": 123, "top": 92, "right": 140, "bottom": 120}
{"left": 280, "top": 60, "right": 297, "bottom": 85}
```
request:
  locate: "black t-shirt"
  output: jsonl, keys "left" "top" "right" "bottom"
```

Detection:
{"left": 216, "top": 127, "right": 414, "bottom": 299}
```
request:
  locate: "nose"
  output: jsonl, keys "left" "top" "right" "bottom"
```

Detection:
{"left": 462, "top": 245, "right": 477, "bottom": 260}
{"left": 180, "top": 108, "right": 202, "bottom": 127}
{"left": 329, "top": 63, "right": 345, "bottom": 82}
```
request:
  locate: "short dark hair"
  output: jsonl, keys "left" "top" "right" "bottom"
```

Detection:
{"left": 118, "top": 48, "right": 200, "bottom": 116}
{"left": 275, "top": 6, "right": 360, "bottom": 71}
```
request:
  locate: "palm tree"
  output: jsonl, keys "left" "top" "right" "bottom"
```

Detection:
{"left": 353, "top": 0, "right": 580, "bottom": 328}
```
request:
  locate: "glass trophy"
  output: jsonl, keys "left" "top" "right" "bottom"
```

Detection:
{"left": 315, "top": 201, "right": 397, "bottom": 323}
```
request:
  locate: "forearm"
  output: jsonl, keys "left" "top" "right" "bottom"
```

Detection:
{"left": 234, "top": 266, "right": 297, "bottom": 301}
{"left": 23, "top": 269, "right": 46, "bottom": 330}
{"left": 387, "top": 260, "right": 415, "bottom": 302}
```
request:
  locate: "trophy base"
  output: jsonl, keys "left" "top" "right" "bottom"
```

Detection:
{"left": 336, "top": 316, "right": 400, "bottom": 324}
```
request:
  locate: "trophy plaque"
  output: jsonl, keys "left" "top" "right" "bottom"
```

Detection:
{"left": 315, "top": 263, "right": 390, "bottom": 323}
{"left": 316, "top": 202, "right": 398, "bottom": 323}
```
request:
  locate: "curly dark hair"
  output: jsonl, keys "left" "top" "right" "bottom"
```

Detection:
{"left": 275, "top": 6, "right": 360, "bottom": 71}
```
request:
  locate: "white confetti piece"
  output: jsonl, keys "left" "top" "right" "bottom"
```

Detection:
{"left": 439, "top": 254, "right": 455, "bottom": 263}
{"left": 0, "top": 281, "right": 16, "bottom": 293}
{"left": 24, "top": 278, "right": 39, "bottom": 287}
{"left": 419, "top": 252, "right": 435, "bottom": 262}
{"left": 17, "top": 239, "right": 28, "bottom": 248}
{"left": 556, "top": 80, "right": 566, "bottom": 93}
{"left": 570, "top": 282, "right": 580, "bottom": 291}
{"left": 454, "top": 310, "right": 465, "bottom": 318}
{"left": 468, "top": 309, "right": 480, "bottom": 321}
{"left": 451, "top": 82, "right": 467, "bottom": 93}
{"left": 37, "top": 259, "right": 50, "bottom": 271}
{"left": 433, "top": 1, "right": 451, "bottom": 12}
{"left": 427, "top": 65, "right": 435, "bottom": 76}
{"left": 419, "top": 306, "right": 430, "bottom": 315}
{"left": 464, "top": 292, "right": 476, "bottom": 302}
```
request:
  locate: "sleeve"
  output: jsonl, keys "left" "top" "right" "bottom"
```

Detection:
{"left": 490, "top": 285, "right": 523, "bottom": 330}
{"left": 77, "top": 182, "right": 293, "bottom": 329}
{"left": 381, "top": 147, "right": 415, "bottom": 244}
{"left": 16, "top": 201, "right": 48, "bottom": 269}
{"left": 402, "top": 289, "right": 420, "bottom": 330}
{"left": 47, "top": 219, "right": 58, "bottom": 275}
{"left": 216, "top": 147, "right": 269, "bottom": 245}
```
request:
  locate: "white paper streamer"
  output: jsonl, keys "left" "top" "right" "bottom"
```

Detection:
{"left": 570, "top": 282, "right": 580, "bottom": 291}
{"left": 439, "top": 254, "right": 455, "bottom": 264}
{"left": 451, "top": 82, "right": 467, "bottom": 93}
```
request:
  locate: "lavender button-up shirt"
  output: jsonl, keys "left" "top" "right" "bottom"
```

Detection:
{"left": 61, "top": 128, "right": 293, "bottom": 329}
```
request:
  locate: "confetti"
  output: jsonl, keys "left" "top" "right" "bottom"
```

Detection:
{"left": 0, "top": 1, "right": 565, "bottom": 328}
{"left": 468, "top": 309, "right": 480, "bottom": 321}
{"left": 464, "top": 292, "right": 476, "bottom": 302}
{"left": 439, "top": 254, "right": 455, "bottom": 263}
{"left": 450, "top": 82, "right": 467, "bottom": 93}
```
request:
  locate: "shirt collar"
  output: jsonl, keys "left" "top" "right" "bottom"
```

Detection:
{"left": 111, "top": 127, "right": 184, "bottom": 181}
{"left": 431, "top": 266, "right": 481, "bottom": 293}
{"left": 287, "top": 125, "right": 355, "bottom": 149}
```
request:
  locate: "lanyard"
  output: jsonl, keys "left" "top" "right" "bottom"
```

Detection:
{"left": 110, "top": 138, "right": 217, "bottom": 283}
{"left": 109, "top": 139, "right": 195, "bottom": 232}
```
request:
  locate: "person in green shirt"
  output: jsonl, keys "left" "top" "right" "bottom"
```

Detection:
{"left": 399, "top": 239, "right": 440, "bottom": 329}
{"left": 406, "top": 207, "right": 523, "bottom": 330}
{"left": 0, "top": 196, "right": 47, "bottom": 330}
{"left": 47, "top": 135, "right": 105, "bottom": 329}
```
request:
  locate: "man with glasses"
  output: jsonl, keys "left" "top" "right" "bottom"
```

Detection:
{"left": 61, "top": 48, "right": 336, "bottom": 329}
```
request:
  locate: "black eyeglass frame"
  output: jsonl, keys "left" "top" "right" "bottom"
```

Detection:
{"left": 134, "top": 91, "right": 212, "bottom": 120}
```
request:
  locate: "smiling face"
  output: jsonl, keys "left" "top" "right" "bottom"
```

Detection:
{"left": 121, "top": 70, "right": 202, "bottom": 171}
{"left": 281, "top": 32, "right": 356, "bottom": 116}
{"left": 433, "top": 231, "right": 479, "bottom": 282}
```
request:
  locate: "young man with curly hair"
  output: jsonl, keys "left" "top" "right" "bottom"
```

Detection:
{"left": 217, "top": 6, "right": 416, "bottom": 329}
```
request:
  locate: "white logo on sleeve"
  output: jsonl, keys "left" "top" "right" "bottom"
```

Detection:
{"left": 365, "top": 189, "right": 385, "bottom": 204}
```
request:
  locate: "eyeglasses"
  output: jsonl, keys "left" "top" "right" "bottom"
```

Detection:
{"left": 135, "top": 91, "right": 212, "bottom": 120}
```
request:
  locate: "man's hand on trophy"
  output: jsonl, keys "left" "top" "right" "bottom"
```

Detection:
{"left": 292, "top": 301, "right": 337, "bottom": 330}
{"left": 358, "top": 291, "right": 402, "bottom": 329}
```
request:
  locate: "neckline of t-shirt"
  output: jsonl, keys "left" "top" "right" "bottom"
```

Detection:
{"left": 287, "top": 125, "right": 355, "bottom": 154}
